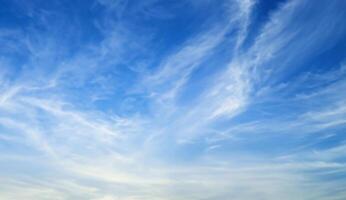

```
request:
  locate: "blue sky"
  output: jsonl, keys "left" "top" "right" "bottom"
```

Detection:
{"left": 0, "top": 0, "right": 346, "bottom": 199}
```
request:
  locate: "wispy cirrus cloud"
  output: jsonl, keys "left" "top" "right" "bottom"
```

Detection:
{"left": 0, "top": 0, "right": 345, "bottom": 199}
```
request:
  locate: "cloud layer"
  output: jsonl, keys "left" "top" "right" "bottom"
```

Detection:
{"left": 0, "top": 0, "right": 345, "bottom": 199}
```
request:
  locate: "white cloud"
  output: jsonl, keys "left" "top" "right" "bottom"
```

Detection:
{"left": 0, "top": 0, "right": 345, "bottom": 199}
